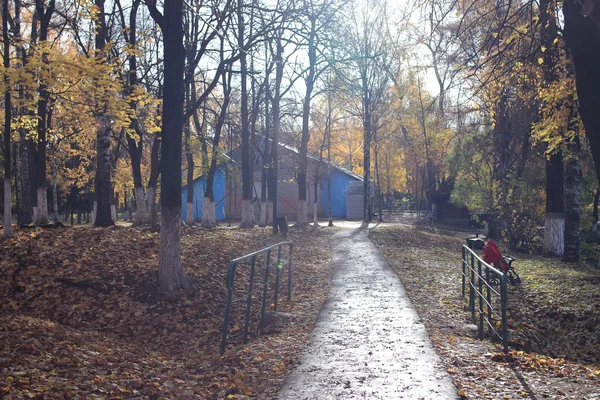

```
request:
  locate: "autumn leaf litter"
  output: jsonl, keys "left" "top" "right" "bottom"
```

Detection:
{"left": 0, "top": 225, "right": 334, "bottom": 399}
{"left": 370, "top": 225, "right": 600, "bottom": 400}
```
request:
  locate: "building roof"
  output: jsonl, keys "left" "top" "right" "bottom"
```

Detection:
{"left": 252, "top": 136, "right": 363, "bottom": 181}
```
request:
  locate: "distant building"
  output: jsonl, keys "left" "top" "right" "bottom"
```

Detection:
{"left": 227, "top": 137, "right": 371, "bottom": 221}
{"left": 181, "top": 166, "right": 227, "bottom": 222}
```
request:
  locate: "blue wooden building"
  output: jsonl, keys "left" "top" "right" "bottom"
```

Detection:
{"left": 181, "top": 167, "right": 227, "bottom": 222}
{"left": 227, "top": 137, "right": 367, "bottom": 220}
{"left": 318, "top": 164, "right": 362, "bottom": 218}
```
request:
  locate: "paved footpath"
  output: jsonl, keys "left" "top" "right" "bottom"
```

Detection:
{"left": 276, "top": 227, "right": 458, "bottom": 399}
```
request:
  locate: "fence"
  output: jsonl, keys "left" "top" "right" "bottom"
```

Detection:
{"left": 220, "top": 241, "right": 293, "bottom": 355}
{"left": 461, "top": 243, "right": 509, "bottom": 353}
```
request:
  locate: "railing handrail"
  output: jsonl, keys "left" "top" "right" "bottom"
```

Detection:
{"left": 461, "top": 243, "right": 509, "bottom": 353}
{"left": 462, "top": 244, "right": 503, "bottom": 277}
{"left": 225, "top": 241, "right": 292, "bottom": 289}
{"left": 221, "top": 241, "right": 294, "bottom": 355}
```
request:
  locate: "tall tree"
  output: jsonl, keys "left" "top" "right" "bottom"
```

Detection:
{"left": 563, "top": 0, "right": 600, "bottom": 185}
{"left": 150, "top": 0, "right": 190, "bottom": 297}
{"left": 33, "top": 0, "right": 55, "bottom": 225}
{"left": 2, "top": 0, "right": 12, "bottom": 238}
{"left": 93, "top": 0, "right": 114, "bottom": 226}
{"left": 540, "top": 0, "right": 564, "bottom": 256}
{"left": 238, "top": 0, "right": 253, "bottom": 228}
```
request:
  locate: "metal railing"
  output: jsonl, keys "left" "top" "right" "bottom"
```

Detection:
{"left": 462, "top": 244, "right": 509, "bottom": 353}
{"left": 220, "top": 241, "right": 293, "bottom": 355}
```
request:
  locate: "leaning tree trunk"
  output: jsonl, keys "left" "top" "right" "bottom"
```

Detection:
{"left": 156, "top": 0, "right": 189, "bottom": 298}
{"left": 563, "top": 134, "right": 582, "bottom": 262}
{"left": 543, "top": 152, "right": 564, "bottom": 256}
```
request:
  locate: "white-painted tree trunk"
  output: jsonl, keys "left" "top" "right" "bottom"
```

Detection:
{"left": 201, "top": 197, "right": 217, "bottom": 228}
{"left": 52, "top": 158, "right": 59, "bottom": 221}
{"left": 267, "top": 202, "right": 274, "bottom": 225}
{"left": 240, "top": 199, "right": 254, "bottom": 228}
{"left": 35, "top": 187, "right": 49, "bottom": 225}
{"left": 111, "top": 204, "right": 117, "bottom": 222}
{"left": 91, "top": 201, "right": 97, "bottom": 225}
{"left": 543, "top": 212, "right": 565, "bottom": 256}
{"left": 158, "top": 206, "right": 189, "bottom": 298}
{"left": 133, "top": 186, "right": 146, "bottom": 226}
{"left": 259, "top": 200, "right": 267, "bottom": 227}
{"left": 3, "top": 179, "right": 13, "bottom": 238}
{"left": 312, "top": 202, "right": 319, "bottom": 228}
{"left": 186, "top": 202, "right": 194, "bottom": 225}
{"left": 32, "top": 206, "right": 38, "bottom": 223}
{"left": 145, "top": 186, "right": 157, "bottom": 225}
{"left": 297, "top": 199, "right": 308, "bottom": 228}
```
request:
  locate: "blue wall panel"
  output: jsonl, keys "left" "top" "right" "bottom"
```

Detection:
{"left": 181, "top": 168, "right": 227, "bottom": 222}
{"left": 319, "top": 170, "right": 359, "bottom": 218}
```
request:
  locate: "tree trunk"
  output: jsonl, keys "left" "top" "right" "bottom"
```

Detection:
{"left": 133, "top": 186, "right": 146, "bottom": 225}
{"left": 563, "top": 1, "right": 600, "bottom": 184}
{"left": 51, "top": 155, "right": 58, "bottom": 221}
{"left": 593, "top": 188, "right": 599, "bottom": 226}
{"left": 374, "top": 144, "right": 383, "bottom": 223}
{"left": 185, "top": 120, "right": 194, "bottom": 225}
{"left": 238, "top": 0, "right": 253, "bottom": 229}
{"left": 146, "top": 185, "right": 157, "bottom": 225}
{"left": 270, "top": 34, "right": 283, "bottom": 235}
{"left": 297, "top": 18, "right": 316, "bottom": 229}
{"left": 157, "top": 0, "right": 189, "bottom": 298}
{"left": 32, "top": 0, "right": 54, "bottom": 226}
{"left": 363, "top": 110, "right": 371, "bottom": 223}
{"left": 146, "top": 134, "right": 161, "bottom": 226}
{"left": 543, "top": 152, "right": 565, "bottom": 256}
{"left": 201, "top": 197, "right": 216, "bottom": 228}
{"left": 327, "top": 102, "right": 333, "bottom": 227}
{"left": 202, "top": 161, "right": 218, "bottom": 228}
{"left": 124, "top": 0, "right": 147, "bottom": 227}
{"left": 3, "top": 0, "right": 13, "bottom": 238}
{"left": 93, "top": 0, "right": 113, "bottom": 227}
{"left": 16, "top": 136, "right": 31, "bottom": 225}
{"left": 563, "top": 135, "right": 582, "bottom": 262}
{"left": 94, "top": 116, "right": 114, "bottom": 226}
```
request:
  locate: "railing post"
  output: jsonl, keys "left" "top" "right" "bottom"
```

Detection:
{"left": 274, "top": 245, "right": 283, "bottom": 312}
{"left": 470, "top": 251, "right": 476, "bottom": 323}
{"left": 486, "top": 266, "right": 492, "bottom": 338}
{"left": 259, "top": 249, "right": 271, "bottom": 335}
{"left": 501, "top": 274, "right": 509, "bottom": 353}
{"left": 461, "top": 246, "right": 466, "bottom": 297}
{"left": 287, "top": 243, "right": 293, "bottom": 301}
{"left": 242, "top": 255, "right": 257, "bottom": 344}
{"left": 221, "top": 261, "right": 237, "bottom": 355}
{"left": 477, "top": 259, "right": 484, "bottom": 339}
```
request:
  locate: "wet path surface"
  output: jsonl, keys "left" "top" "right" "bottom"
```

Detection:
{"left": 276, "top": 227, "right": 458, "bottom": 399}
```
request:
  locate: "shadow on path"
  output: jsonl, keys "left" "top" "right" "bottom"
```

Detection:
{"left": 275, "top": 228, "right": 458, "bottom": 399}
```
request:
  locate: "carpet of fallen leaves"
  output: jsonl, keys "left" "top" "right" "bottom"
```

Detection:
{"left": 0, "top": 224, "right": 334, "bottom": 399}
{"left": 371, "top": 226, "right": 600, "bottom": 400}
